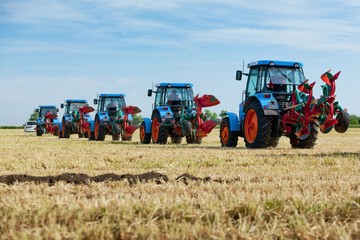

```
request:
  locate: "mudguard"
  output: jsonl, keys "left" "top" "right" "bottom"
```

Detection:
{"left": 142, "top": 118, "right": 152, "bottom": 133}
{"left": 224, "top": 112, "right": 240, "bottom": 132}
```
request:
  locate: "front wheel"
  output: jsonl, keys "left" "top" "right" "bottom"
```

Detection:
{"left": 112, "top": 123, "right": 120, "bottom": 141}
{"left": 151, "top": 112, "right": 168, "bottom": 144}
{"left": 140, "top": 121, "right": 151, "bottom": 144}
{"left": 94, "top": 118, "right": 105, "bottom": 141}
{"left": 62, "top": 121, "right": 70, "bottom": 139}
{"left": 36, "top": 126, "right": 43, "bottom": 136}
{"left": 219, "top": 117, "right": 238, "bottom": 147}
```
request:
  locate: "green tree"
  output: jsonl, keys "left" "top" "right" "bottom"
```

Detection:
{"left": 204, "top": 109, "right": 218, "bottom": 121}
{"left": 349, "top": 114, "right": 360, "bottom": 125}
{"left": 132, "top": 114, "right": 143, "bottom": 126}
{"left": 30, "top": 109, "right": 39, "bottom": 120}
{"left": 219, "top": 110, "right": 228, "bottom": 118}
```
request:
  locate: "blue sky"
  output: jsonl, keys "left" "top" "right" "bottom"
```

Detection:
{"left": 1, "top": 0, "right": 360, "bottom": 125}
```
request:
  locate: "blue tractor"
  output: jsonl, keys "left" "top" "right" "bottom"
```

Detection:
{"left": 140, "top": 83, "right": 220, "bottom": 144}
{"left": 219, "top": 60, "right": 349, "bottom": 148}
{"left": 58, "top": 99, "right": 94, "bottom": 139}
{"left": 35, "top": 105, "right": 60, "bottom": 136}
{"left": 89, "top": 94, "right": 141, "bottom": 141}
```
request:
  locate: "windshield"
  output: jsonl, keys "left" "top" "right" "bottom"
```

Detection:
{"left": 100, "top": 97, "right": 126, "bottom": 112}
{"left": 165, "top": 87, "right": 194, "bottom": 104}
{"left": 267, "top": 67, "right": 306, "bottom": 85}
{"left": 40, "top": 108, "right": 56, "bottom": 117}
{"left": 66, "top": 102, "right": 87, "bottom": 114}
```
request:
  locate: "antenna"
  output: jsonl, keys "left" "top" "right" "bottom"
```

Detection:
{"left": 242, "top": 60, "right": 245, "bottom": 72}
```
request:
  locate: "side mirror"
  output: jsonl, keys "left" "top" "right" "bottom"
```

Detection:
{"left": 93, "top": 99, "right": 98, "bottom": 105}
{"left": 147, "top": 89, "right": 153, "bottom": 97}
{"left": 236, "top": 70, "right": 242, "bottom": 81}
{"left": 60, "top": 103, "right": 64, "bottom": 108}
{"left": 36, "top": 109, "right": 39, "bottom": 112}
{"left": 57, "top": 108, "right": 59, "bottom": 112}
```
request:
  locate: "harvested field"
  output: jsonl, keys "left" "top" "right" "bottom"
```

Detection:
{"left": 0, "top": 129, "right": 359, "bottom": 239}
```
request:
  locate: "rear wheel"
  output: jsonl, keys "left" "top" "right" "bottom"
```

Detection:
{"left": 94, "top": 117, "right": 105, "bottom": 141}
{"left": 335, "top": 111, "right": 350, "bottom": 133}
{"left": 219, "top": 117, "right": 238, "bottom": 147}
{"left": 243, "top": 99, "right": 272, "bottom": 148}
{"left": 140, "top": 121, "right": 151, "bottom": 144}
{"left": 290, "top": 122, "right": 319, "bottom": 148}
{"left": 151, "top": 111, "right": 168, "bottom": 144}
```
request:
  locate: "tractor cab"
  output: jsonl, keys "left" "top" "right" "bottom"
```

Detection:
{"left": 149, "top": 83, "right": 195, "bottom": 113}
{"left": 61, "top": 100, "right": 88, "bottom": 116}
{"left": 237, "top": 60, "right": 306, "bottom": 111}
{"left": 38, "top": 106, "right": 58, "bottom": 119}
{"left": 94, "top": 94, "right": 126, "bottom": 119}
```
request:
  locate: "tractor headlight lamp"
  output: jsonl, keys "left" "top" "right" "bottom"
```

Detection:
{"left": 269, "top": 61, "right": 275, "bottom": 66}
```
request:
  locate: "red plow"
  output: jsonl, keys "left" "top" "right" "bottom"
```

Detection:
{"left": 282, "top": 70, "right": 349, "bottom": 140}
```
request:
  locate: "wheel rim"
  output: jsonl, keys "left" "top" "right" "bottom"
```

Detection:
{"left": 244, "top": 109, "right": 258, "bottom": 144}
{"left": 94, "top": 120, "right": 99, "bottom": 139}
{"left": 140, "top": 125, "right": 146, "bottom": 141}
{"left": 151, "top": 118, "right": 159, "bottom": 142}
{"left": 221, "top": 125, "right": 229, "bottom": 144}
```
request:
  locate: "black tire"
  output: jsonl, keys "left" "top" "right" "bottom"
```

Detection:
{"left": 151, "top": 111, "right": 168, "bottom": 144}
{"left": 112, "top": 123, "right": 120, "bottom": 141}
{"left": 171, "top": 136, "right": 182, "bottom": 144}
{"left": 219, "top": 117, "right": 239, "bottom": 147}
{"left": 186, "top": 134, "right": 202, "bottom": 144}
{"left": 140, "top": 121, "right": 151, "bottom": 144}
{"left": 94, "top": 117, "right": 105, "bottom": 141}
{"left": 268, "top": 137, "right": 280, "bottom": 148}
{"left": 243, "top": 99, "right": 272, "bottom": 148}
{"left": 88, "top": 131, "right": 95, "bottom": 141}
{"left": 36, "top": 126, "right": 43, "bottom": 136}
{"left": 290, "top": 122, "right": 319, "bottom": 149}
{"left": 62, "top": 120, "right": 70, "bottom": 139}
{"left": 58, "top": 127, "right": 63, "bottom": 138}
{"left": 335, "top": 111, "right": 350, "bottom": 133}
{"left": 181, "top": 120, "right": 192, "bottom": 137}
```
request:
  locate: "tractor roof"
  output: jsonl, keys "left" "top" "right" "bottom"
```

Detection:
{"left": 156, "top": 83, "right": 193, "bottom": 88}
{"left": 65, "top": 99, "right": 87, "bottom": 103}
{"left": 39, "top": 105, "right": 57, "bottom": 108}
{"left": 98, "top": 94, "right": 125, "bottom": 98}
{"left": 248, "top": 60, "right": 303, "bottom": 68}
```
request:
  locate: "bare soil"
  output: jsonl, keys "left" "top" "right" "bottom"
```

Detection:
{"left": 0, "top": 172, "right": 244, "bottom": 186}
